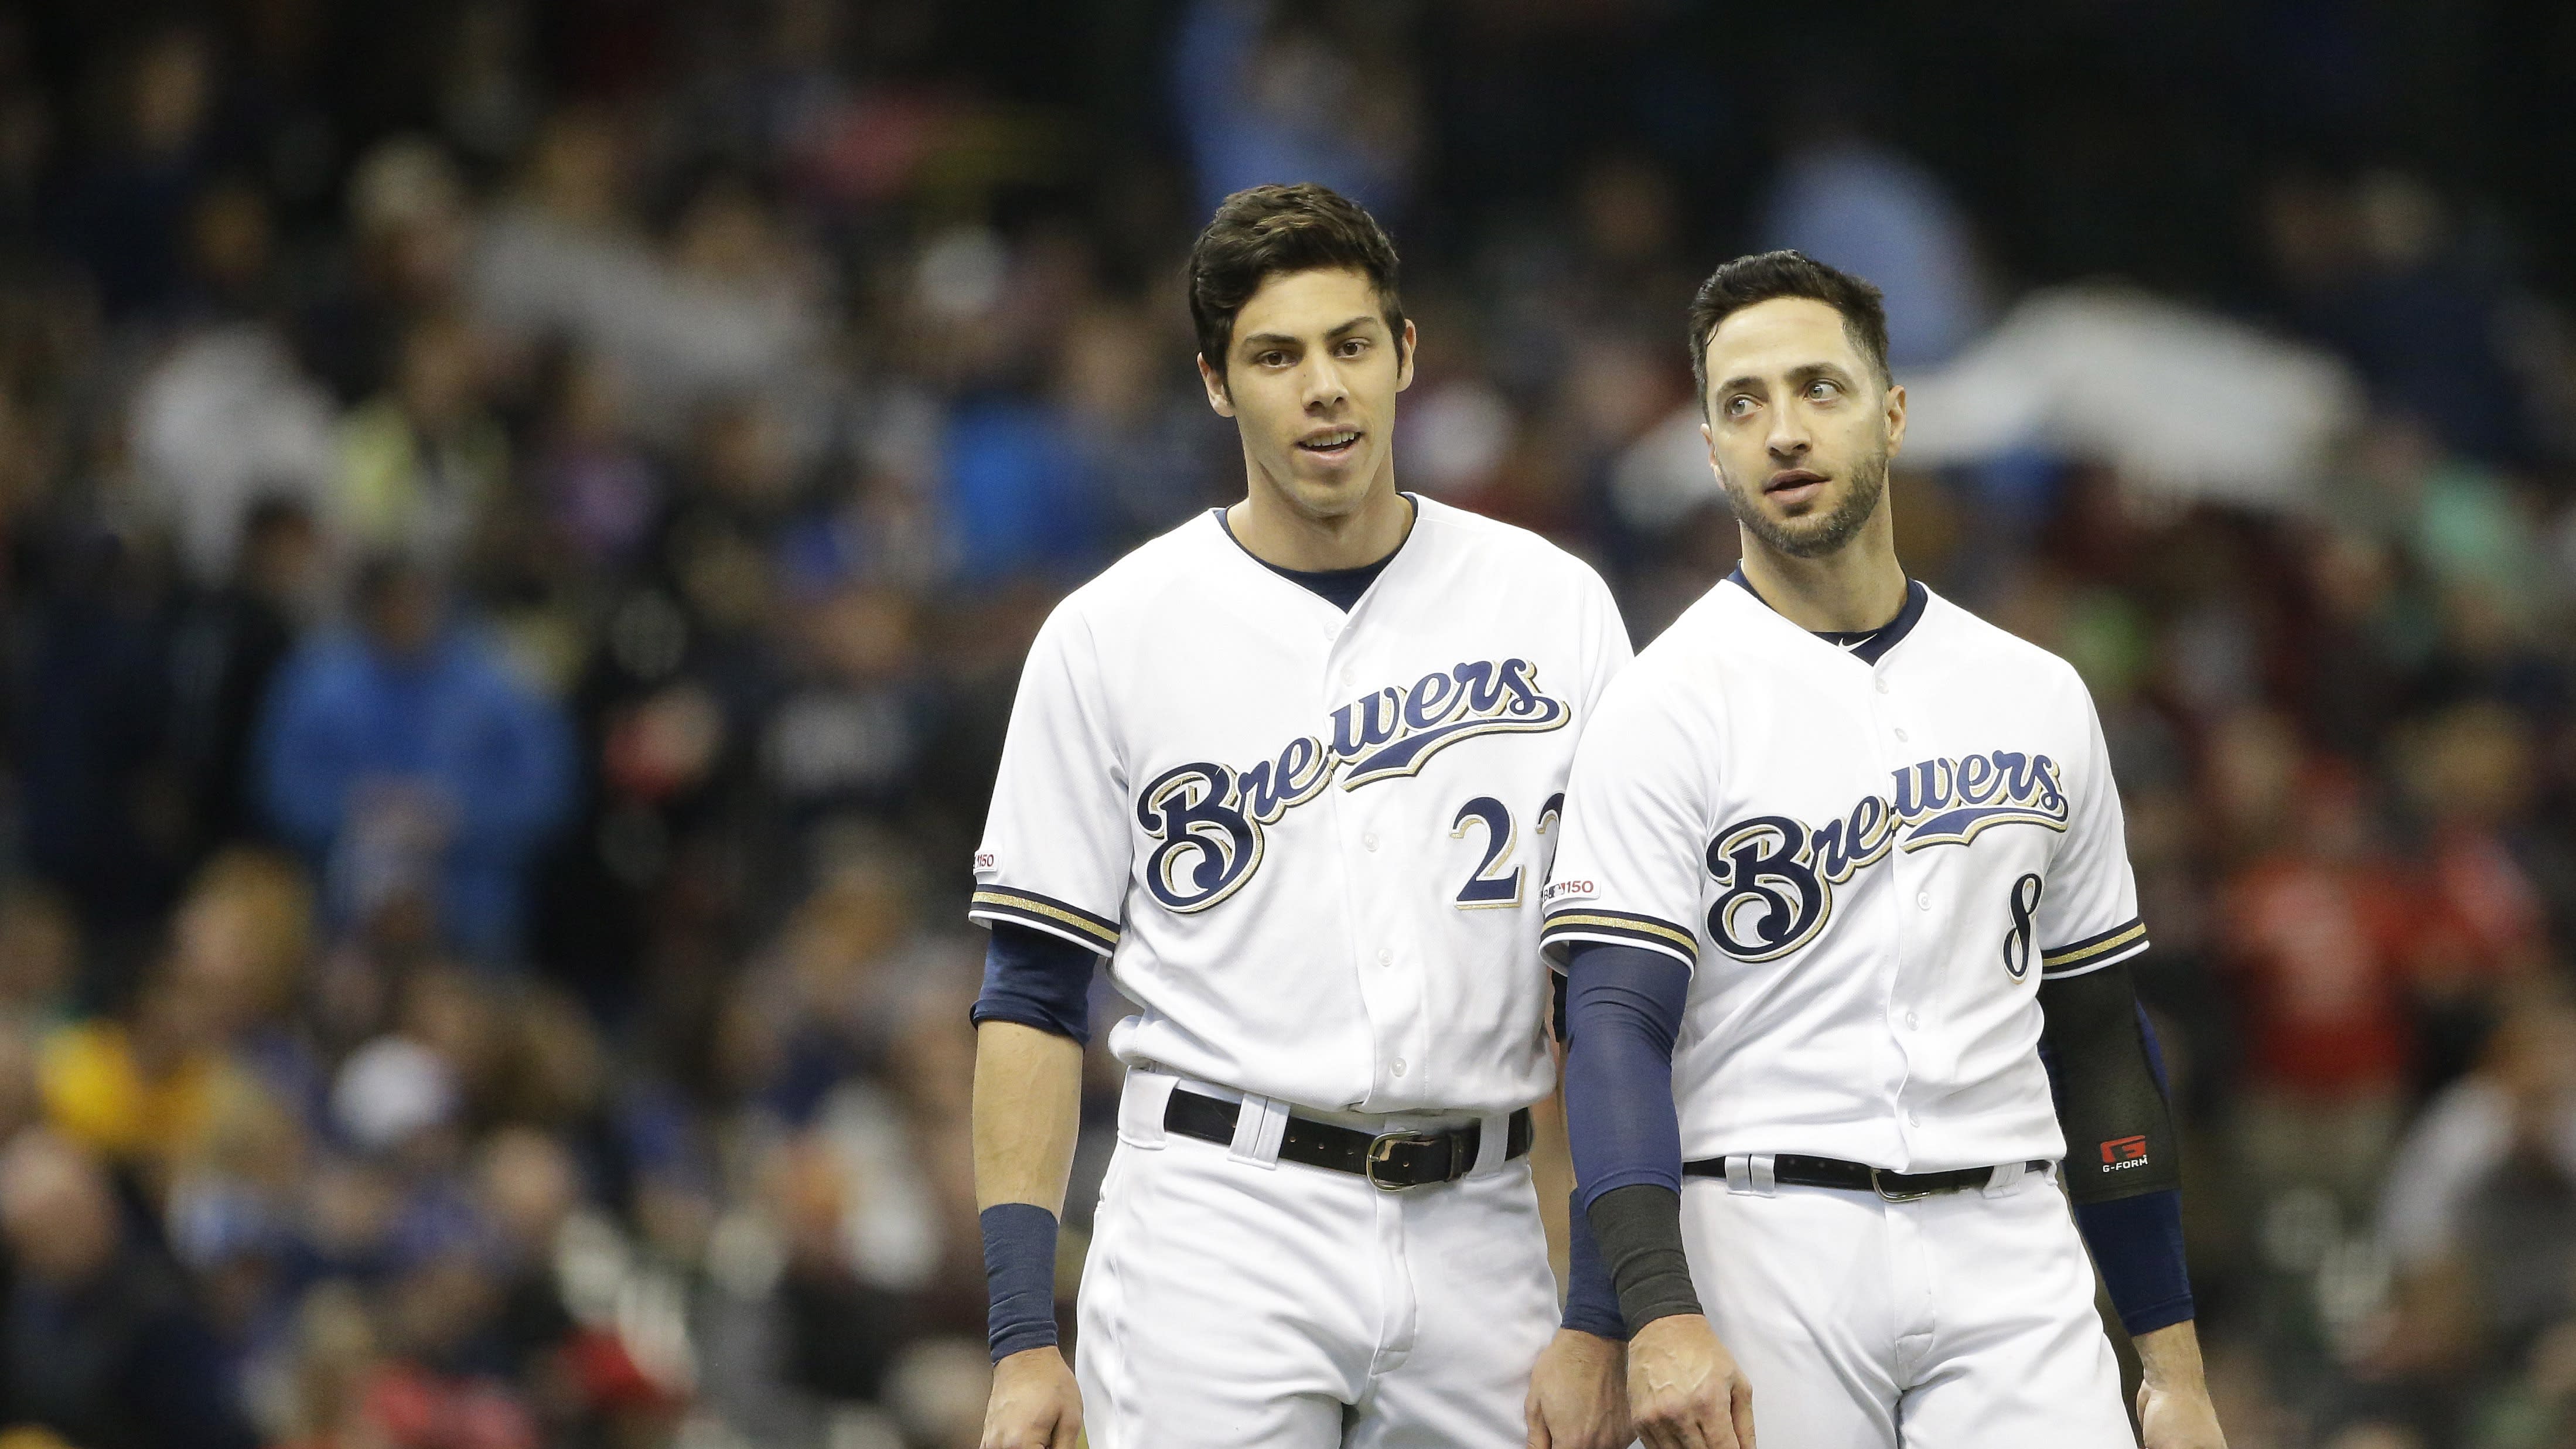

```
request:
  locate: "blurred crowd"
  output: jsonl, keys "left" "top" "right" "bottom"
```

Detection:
{"left": 1, "top": 3, "right": 2574, "bottom": 1448}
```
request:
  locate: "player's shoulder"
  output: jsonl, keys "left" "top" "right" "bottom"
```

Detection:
{"left": 1618, "top": 575, "right": 1760, "bottom": 679}
{"left": 1035, "top": 509, "right": 1230, "bottom": 634}
{"left": 1410, "top": 495, "right": 1614, "bottom": 595}
{"left": 1915, "top": 587, "right": 2097, "bottom": 705}
{"left": 1575, "top": 587, "right": 1742, "bottom": 734}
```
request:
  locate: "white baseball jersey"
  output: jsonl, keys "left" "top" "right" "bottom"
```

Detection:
{"left": 973, "top": 496, "right": 1630, "bottom": 1115}
{"left": 1541, "top": 575, "right": 2148, "bottom": 1172}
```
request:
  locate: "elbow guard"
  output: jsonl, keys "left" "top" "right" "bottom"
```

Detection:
{"left": 2038, "top": 961, "right": 2182, "bottom": 1204}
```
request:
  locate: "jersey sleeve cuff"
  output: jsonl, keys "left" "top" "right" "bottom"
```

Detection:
{"left": 1541, "top": 907, "right": 1698, "bottom": 970}
{"left": 2040, "top": 917, "right": 2148, "bottom": 979}
{"left": 969, "top": 885, "right": 1120, "bottom": 955}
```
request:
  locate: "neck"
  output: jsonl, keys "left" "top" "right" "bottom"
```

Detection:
{"left": 1226, "top": 470, "right": 1413, "bottom": 572}
{"left": 1736, "top": 513, "right": 1908, "bottom": 632}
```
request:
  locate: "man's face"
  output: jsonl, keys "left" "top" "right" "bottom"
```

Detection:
{"left": 1200, "top": 267, "right": 1414, "bottom": 520}
{"left": 1700, "top": 296, "right": 1905, "bottom": 560}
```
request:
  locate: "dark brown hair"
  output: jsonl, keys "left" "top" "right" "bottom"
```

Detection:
{"left": 1188, "top": 183, "right": 1405, "bottom": 383}
{"left": 1687, "top": 250, "right": 1891, "bottom": 414}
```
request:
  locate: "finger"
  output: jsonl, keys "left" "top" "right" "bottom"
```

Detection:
{"left": 1731, "top": 1377, "right": 1757, "bottom": 1449}
{"left": 1655, "top": 1406, "right": 1714, "bottom": 1449}
{"left": 1053, "top": 1395, "right": 1085, "bottom": 1449}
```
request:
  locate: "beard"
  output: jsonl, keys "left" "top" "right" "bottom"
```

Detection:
{"left": 1724, "top": 444, "right": 1889, "bottom": 560}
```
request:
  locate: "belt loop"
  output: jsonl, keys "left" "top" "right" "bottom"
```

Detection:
{"left": 1228, "top": 1092, "right": 1289, "bottom": 1168}
{"left": 1118, "top": 1068, "right": 1175, "bottom": 1149}
{"left": 1982, "top": 1159, "right": 2026, "bottom": 1198}
{"left": 1470, "top": 1113, "right": 1508, "bottom": 1177}
{"left": 1722, "top": 1154, "right": 1777, "bottom": 1196}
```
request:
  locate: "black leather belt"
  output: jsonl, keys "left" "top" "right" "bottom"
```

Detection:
{"left": 1164, "top": 1089, "right": 1534, "bottom": 1191}
{"left": 1683, "top": 1153, "right": 2049, "bottom": 1202}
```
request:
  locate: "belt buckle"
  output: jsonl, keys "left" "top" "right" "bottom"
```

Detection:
{"left": 1870, "top": 1167, "right": 1935, "bottom": 1203}
{"left": 1364, "top": 1131, "right": 1441, "bottom": 1191}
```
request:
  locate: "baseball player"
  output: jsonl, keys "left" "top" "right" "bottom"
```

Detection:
{"left": 1543, "top": 251, "right": 2230, "bottom": 1448}
{"left": 969, "top": 183, "right": 1635, "bottom": 1449}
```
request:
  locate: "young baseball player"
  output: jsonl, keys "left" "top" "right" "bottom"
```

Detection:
{"left": 970, "top": 184, "right": 1635, "bottom": 1449}
{"left": 1544, "top": 252, "right": 2229, "bottom": 1448}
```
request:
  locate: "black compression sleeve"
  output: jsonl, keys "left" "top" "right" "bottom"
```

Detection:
{"left": 2038, "top": 960, "right": 2182, "bottom": 1203}
{"left": 1585, "top": 1184, "right": 1703, "bottom": 1332}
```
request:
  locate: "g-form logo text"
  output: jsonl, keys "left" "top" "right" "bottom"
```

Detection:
{"left": 1137, "top": 659, "right": 1569, "bottom": 912}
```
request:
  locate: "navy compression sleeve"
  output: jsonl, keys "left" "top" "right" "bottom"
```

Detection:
{"left": 1562, "top": 942, "right": 1701, "bottom": 1332}
{"left": 2038, "top": 960, "right": 2196, "bottom": 1337}
{"left": 971, "top": 920, "right": 1100, "bottom": 1044}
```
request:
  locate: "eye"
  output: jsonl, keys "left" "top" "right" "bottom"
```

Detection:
{"left": 1256, "top": 350, "right": 1290, "bottom": 368}
{"left": 1806, "top": 379, "right": 1842, "bottom": 401}
{"left": 1338, "top": 337, "right": 1369, "bottom": 357}
{"left": 1725, "top": 394, "right": 1758, "bottom": 419}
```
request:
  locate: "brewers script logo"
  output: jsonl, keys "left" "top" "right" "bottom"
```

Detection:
{"left": 1137, "top": 659, "right": 1569, "bottom": 912}
{"left": 1707, "top": 750, "right": 2069, "bottom": 962}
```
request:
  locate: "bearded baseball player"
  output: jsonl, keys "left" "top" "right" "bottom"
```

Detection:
{"left": 969, "top": 183, "right": 1636, "bottom": 1449}
{"left": 1543, "top": 251, "right": 2230, "bottom": 1449}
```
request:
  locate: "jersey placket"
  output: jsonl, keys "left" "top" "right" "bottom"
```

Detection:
{"left": 1867, "top": 656, "right": 1936, "bottom": 1166}
{"left": 1322, "top": 607, "right": 1428, "bottom": 1109}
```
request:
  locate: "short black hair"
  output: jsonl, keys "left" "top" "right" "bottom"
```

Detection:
{"left": 1687, "top": 250, "right": 1891, "bottom": 414}
{"left": 1187, "top": 183, "right": 1405, "bottom": 383}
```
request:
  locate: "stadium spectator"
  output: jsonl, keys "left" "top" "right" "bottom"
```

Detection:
{"left": 255, "top": 556, "right": 572, "bottom": 964}
{"left": 0, "top": 1128, "right": 258, "bottom": 1449}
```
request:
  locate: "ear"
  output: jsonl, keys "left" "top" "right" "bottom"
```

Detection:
{"left": 1197, "top": 353, "right": 1235, "bottom": 418}
{"left": 1701, "top": 419, "right": 1725, "bottom": 487}
{"left": 1882, "top": 382, "right": 1907, "bottom": 458}
{"left": 1394, "top": 318, "right": 1418, "bottom": 393}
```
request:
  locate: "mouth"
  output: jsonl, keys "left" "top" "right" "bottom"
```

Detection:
{"left": 1295, "top": 428, "right": 1363, "bottom": 463}
{"left": 1763, "top": 468, "right": 1828, "bottom": 506}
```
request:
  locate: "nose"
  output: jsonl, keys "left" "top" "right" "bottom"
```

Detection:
{"left": 1301, "top": 353, "right": 1350, "bottom": 412}
{"left": 1766, "top": 406, "right": 1811, "bottom": 460}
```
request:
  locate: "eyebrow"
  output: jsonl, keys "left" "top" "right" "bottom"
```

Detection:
{"left": 1238, "top": 315, "right": 1382, "bottom": 350}
{"left": 1716, "top": 361, "right": 1858, "bottom": 393}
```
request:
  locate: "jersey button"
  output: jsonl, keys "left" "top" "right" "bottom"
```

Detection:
{"left": 1363, "top": 831, "right": 1380, "bottom": 851}
{"left": 1903, "top": 1011, "right": 1919, "bottom": 1029}
{"left": 1377, "top": 948, "right": 1393, "bottom": 967}
{"left": 1906, "top": 1110, "right": 1920, "bottom": 1126}
{"left": 1916, "top": 891, "right": 1932, "bottom": 910}
{"left": 1392, "top": 1059, "right": 1407, "bottom": 1077}
{"left": 1875, "top": 677, "right": 1890, "bottom": 694}
{"left": 1893, "top": 727, "right": 1909, "bottom": 742}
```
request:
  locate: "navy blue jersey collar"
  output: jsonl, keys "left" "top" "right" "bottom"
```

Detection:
{"left": 1726, "top": 565, "right": 1927, "bottom": 666}
{"left": 1215, "top": 496, "right": 1417, "bottom": 613}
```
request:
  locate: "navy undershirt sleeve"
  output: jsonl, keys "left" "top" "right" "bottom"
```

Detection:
{"left": 1562, "top": 943, "right": 1691, "bottom": 1208}
{"left": 971, "top": 921, "right": 1101, "bottom": 1045}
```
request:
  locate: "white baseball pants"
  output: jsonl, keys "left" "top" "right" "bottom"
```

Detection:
{"left": 1679, "top": 1160, "right": 2133, "bottom": 1448}
{"left": 1074, "top": 1067, "right": 1559, "bottom": 1448}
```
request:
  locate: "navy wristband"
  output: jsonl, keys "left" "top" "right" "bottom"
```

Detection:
{"left": 2072, "top": 1188, "right": 2196, "bottom": 1337}
{"left": 981, "top": 1202, "right": 1060, "bottom": 1359}
{"left": 1562, "top": 1187, "right": 1629, "bottom": 1339}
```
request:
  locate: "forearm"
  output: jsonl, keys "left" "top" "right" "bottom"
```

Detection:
{"left": 1561, "top": 943, "right": 1700, "bottom": 1334}
{"left": 973, "top": 1020, "right": 1084, "bottom": 1211}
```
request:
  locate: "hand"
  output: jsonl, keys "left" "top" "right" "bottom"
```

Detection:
{"left": 981, "top": 1345, "right": 1083, "bottom": 1449}
{"left": 2137, "top": 1378, "right": 2226, "bottom": 1449}
{"left": 1627, "top": 1314, "right": 1755, "bottom": 1449}
{"left": 1526, "top": 1328, "right": 1630, "bottom": 1449}
{"left": 2134, "top": 1321, "right": 2227, "bottom": 1449}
